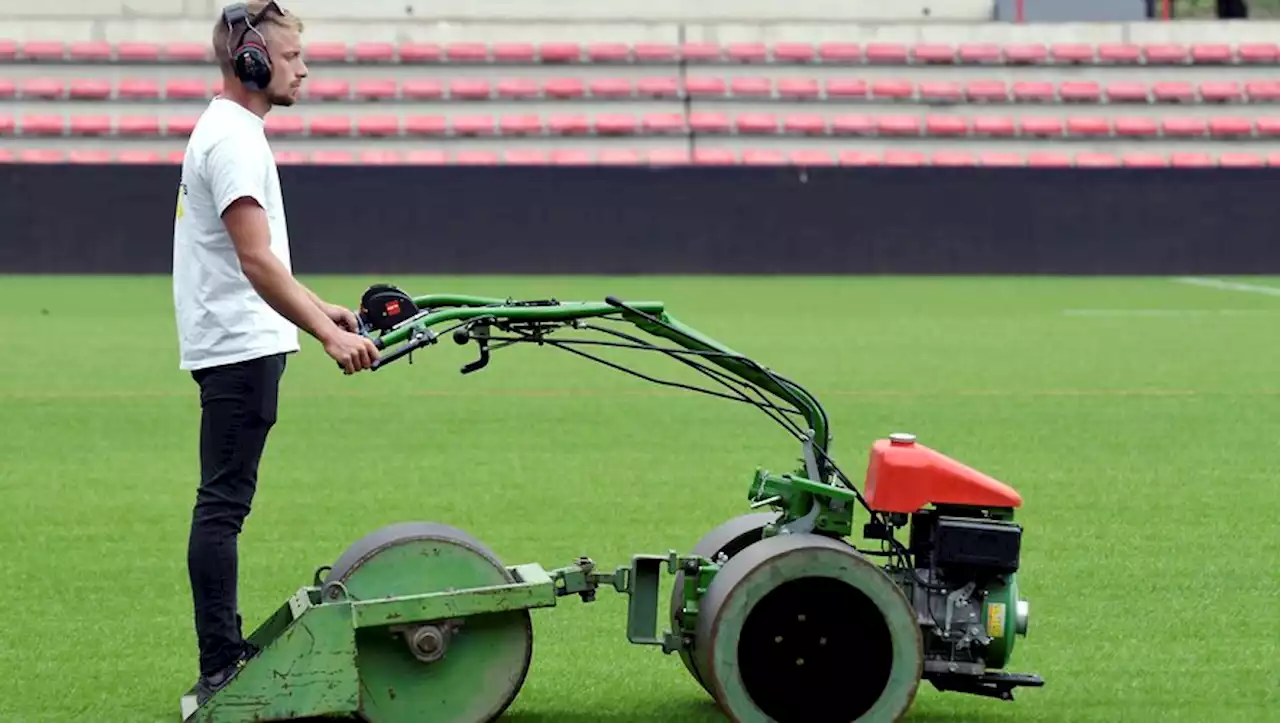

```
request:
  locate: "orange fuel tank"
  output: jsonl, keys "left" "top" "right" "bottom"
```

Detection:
{"left": 863, "top": 433, "right": 1022, "bottom": 514}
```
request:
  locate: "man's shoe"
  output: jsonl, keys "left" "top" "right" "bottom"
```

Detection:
{"left": 195, "top": 645, "right": 258, "bottom": 706}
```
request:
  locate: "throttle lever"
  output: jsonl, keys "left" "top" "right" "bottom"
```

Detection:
{"left": 454, "top": 321, "right": 491, "bottom": 375}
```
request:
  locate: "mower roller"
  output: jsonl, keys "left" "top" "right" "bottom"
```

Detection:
{"left": 180, "top": 285, "right": 1043, "bottom": 723}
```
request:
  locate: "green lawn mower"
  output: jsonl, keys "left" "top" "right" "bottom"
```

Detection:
{"left": 180, "top": 285, "right": 1043, "bottom": 723}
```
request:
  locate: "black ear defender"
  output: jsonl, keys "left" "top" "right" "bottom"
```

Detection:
{"left": 222, "top": 2, "right": 283, "bottom": 92}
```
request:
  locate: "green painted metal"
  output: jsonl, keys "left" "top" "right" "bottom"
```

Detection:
{"left": 981, "top": 573, "right": 1021, "bottom": 670}
{"left": 694, "top": 533, "right": 923, "bottom": 723}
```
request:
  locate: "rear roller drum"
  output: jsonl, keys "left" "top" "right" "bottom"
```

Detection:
{"left": 322, "top": 522, "right": 534, "bottom": 723}
{"left": 694, "top": 533, "right": 923, "bottom": 723}
{"left": 669, "top": 512, "right": 780, "bottom": 693}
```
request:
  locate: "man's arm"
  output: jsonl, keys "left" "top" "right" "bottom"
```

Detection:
{"left": 221, "top": 198, "right": 340, "bottom": 343}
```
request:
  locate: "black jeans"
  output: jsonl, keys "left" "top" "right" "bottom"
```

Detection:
{"left": 188, "top": 353, "right": 287, "bottom": 677}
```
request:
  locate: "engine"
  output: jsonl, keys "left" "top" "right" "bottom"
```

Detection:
{"left": 863, "top": 433, "right": 1042, "bottom": 701}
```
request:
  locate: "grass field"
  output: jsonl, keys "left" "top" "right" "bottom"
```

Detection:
{"left": 1, "top": 274, "right": 1277, "bottom": 723}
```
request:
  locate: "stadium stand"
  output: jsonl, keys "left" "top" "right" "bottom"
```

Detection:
{"left": 3, "top": 1, "right": 1280, "bottom": 166}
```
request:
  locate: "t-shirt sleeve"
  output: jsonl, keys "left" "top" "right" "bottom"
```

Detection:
{"left": 204, "top": 132, "right": 270, "bottom": 217}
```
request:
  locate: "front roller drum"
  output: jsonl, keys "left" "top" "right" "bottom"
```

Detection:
{"left": 694, "top": 533, "right": 923, "bottom": 723}
{"left": 323, "top": 521, "right": 534, "bottom": 723}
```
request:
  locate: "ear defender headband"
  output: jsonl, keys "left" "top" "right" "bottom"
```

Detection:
{"left": 222, "top": 2, "right": 283, "bottom": 91}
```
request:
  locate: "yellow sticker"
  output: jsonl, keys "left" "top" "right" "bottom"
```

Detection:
{"left": 986, "top": 602, "right": 1006, "bottom": 638}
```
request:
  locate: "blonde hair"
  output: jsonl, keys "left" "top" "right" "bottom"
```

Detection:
{"left": 212, "top": 2, "right": 304, "bottom": 69}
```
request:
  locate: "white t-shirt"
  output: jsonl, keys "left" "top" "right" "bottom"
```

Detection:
{"left": 172, "top": 97, "right": 300, "bottom": 371}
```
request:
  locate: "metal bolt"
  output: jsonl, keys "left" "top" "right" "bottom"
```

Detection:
{"left": 889, "top": 433, "right": 916, "bottom": 446}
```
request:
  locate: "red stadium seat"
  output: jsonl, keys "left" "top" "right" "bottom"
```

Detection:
{"left": 838, "top": 150, "right": 881, "bottom": 166}
{"left": 1075, "top": 153, "right": 1120, "bottom": 167}
{"left": 452, "top": 115, "right": 496, "bottom": 135}
{"left": 587, "top": 43, "right": 630, "bottom": 62}
{"left": 958, "top": 43, "right": 1001, "bottom": 63}
{"left": 117, "top": 150, "right": 164, "bottom": 164}
{"left": 21, "top": 41, "right": 64, "bottom": 60}
{"left": 1113, "top": 117, "right": 1159, "bottom": 137}
{"left": 1020, "top": 116, "right": 1064, "bottom": 136}
{"left": 965, "top": 80, "right": 1009, "bottom": 102}
{"left": 882, "top": 151, "right": 928, "bottom": 166}
{"left": 21, "top": 115, "right": 64, "bottom": 135}
{"left": 680, "top": 42, "right": 721, "bottom": 62}
{"left": 398, "top": 43, "right": 441, "bottom": 63}
{"left": 925, "top": 115, "right": 969, "bottom": 136}
{"left": 402, "top": 80, "right": 443, "bottom": 99}
{"left": 18, "top": 149, "right": 66, "bottom": 163}
{"left": 932, "top": 151, "right": 976, "bottom": 166}
{"left": 1026, "top": 152, "right": 1073, "bottom": 168}
{"left": 594, "top": 114, "right": 639, "bottom": 134}
{"left": 305, "top": 42, "right": 348, "bottom": 62}
{"left": 864, "top": 43, "right": 909, "bottom": 64}
{"left": 546, "top": 115, "right": 589, "bottom": 134}
{"left": 0, "top": 40, "right": 15, "bottom": 60}
{"left": 0, "top": 80, "right": 13, "bottom": 99}
{"left": 1219, "top": 152, "right": 1266, "bottom": 167}
{"left": 118, "top": 115, "right": 162, "bottom": 135}
{"left": 1097, "top": 43, "right": 1141, "bottom": 64}
{"left": 642, "top": 113, "right": 684, "bottom": 133}
{"left": 118, "top": 79, "right": 160, "bottom": 99}
{"left": 783, "top": 114, "right": 826, "bottom": 134}
{"left": 360, "top": 150, "right": 405, "bottom": 165}
{"left": 831, "top": 115, "right": 875, "bottom": 135}
{"left": 1058, "top": 81, "right": 1101, "bottom": 102}
{"left": 167, "top": 116, "right": 199, "bottom": 135}
{"left": 727, "top": 43, "right": 768, "bottom": 63}
{"left": 355, "top": 80, "right": 398, "bottom": 100}
{"left": 646, "top": 149, "right": 690, "bottom": 164}
{"left": 353, "top": 42, "right": 395, "bottom": 63}
{"left": 1051, "top": 43, "right": 1095, "bottom": 64}
{"left": 309, "top": 116, "right": 352, "bottom": 137}
{"left": 1122, "top": 152, "right": 1168, "bottom": 168}
{"left": 1144, "top": 44, "right": 1188, "bottom": 64}
{"left": 919, "top": 81, "right": 963, "bottom": 102}
{"left": 1162, "top": 117, "right": 1207, "bottom": 137}
{"left": 694, "top": 149, "right": 737, "bottom": 165}
{"left": 542, "top": 78, "right": 583, "bottom": 99}
{"left": 1199, "top": 81, "right": 1242, "bottom": 103}
{"left": 356, "top": 116, "right": 400, "bottom": 136}
{"left": 773, "top": 43, "right": 816, "bottom": 63}
{"left": 549, "top": 150, "right": 592, "bottom": 165}
{"left": 1066, "top": 116, "right": 1111, "bottom": 137}
{"left": 1004, "top": 44, "right": 1048, "bottom": 64}
{"left": 502, "top": 149, "right": 549, "bottom": 165}
{"left": 734, "top": 113, "right": 778, "bottom": 134}
{"left": 1238, "top": 43, "right": 1278, "bottom": 63}
{"left": 777, "top": 78, "right": 820, "bottom": 99}
{"left": 1208, "top": 116, "right": 1254, "bottom": 137}
{"left": 68, "top": 115, "right": 111, "bottom": 135}
{"left": 1012, "top": 81, "right": 1055, "bottom": 102}
{"left": 68, "top": 149, "right": 112, "bottom": 163}
{"left": 265, "top": 115, "right": 304, "bottom": 136}
{"left": 167, "top": 151, "right": 185, "bottom": 164}
{"left": 1105, "top": 81, "right": 1150, "bottom": 103}
{"left": 597, "top": 149, "right": 643, "bottom": 164}
{"left": 445, "top": 43, "right": 487, "bottom": 62}
{"left": 1170, "top": 153, "right": 1215, "bottom": 168}
{"left": 307, "top": 80, "right": 350, "bottom": 100}
{"left": 870, "top": 79, "right": 913, "bottom": 100}
{"left": 117, "top": 42, "right": 160, "bottom": 62}
{"left": 273, "top": 151, "right": 309, "bottom": 165}
{"left": 633, "top": 43, "right": 677, "bottom": 62}
{"left": 825, "top": 79, "right": 867, "bottom": 98}
{"left": 1246, "top": 81, "right": 1280, "bottom": 101}
{"left": 636, "top": 77, "right": 679, "bottom": 97}
{"left": 1152, "top": 81, "right": 1195, "bottom": 103}
{"left": 68, "top": 79, "right": 112, "bottom": 100}
{"left": 164, "top": 42, "right": 208, "bottom": 62}
{"left": 497, "top": 78, "right": 541, "bottom": 99}
{"left": 818, "top": 43, "right": 861, "bottom": 63}
{"left": 588, "top": 78, "right": 632, "bottom": 98}
{"left": 312, "top": 151, "right": 357, "bottom": 165}
{"left": 688, "top": 112, "right": 730, "bottom": 133}
{"left": 980, "top": 152, "right": 1025, "bottom": 167}
{"left": 21, "top": 78, "right": 63, "bottom": 99}
{"left": 492, "top": 43, "right": 535, "bottom": 63}
{"left": 741, "top": 149, "right": 786, "bottom": 165}
{"left": 1255, "top": 117, "right": 1280, "bottom": 136}
{"left": 165, "top": 79, "right": 208, "bottom": 99}
{"left": 914, "top": 44, "right": 955, "bottom": 64}
{"left": 685, "top": 77, "right": 726, "bottom": 98}
{"left": 500, "top": 115, "right": 543, "bottom": 134}
{"left": 403, "top": 116, "right": 447, "bottom": 135}
{"left": 790, "top": 150, "right": 836, "bottom": 166}
{"left": 69, "top": 41, "right": 112, "bottom": 61}
{"left": 449, "top": 79, "right": 491, "bottom": 99}
{"left": 971, "top": 116, "right": 1016, "bottom": 136}
{"left": 1191, "top": 44, "right": 1233, "bottom": 64}
{"left": 730, "top": 77, "right": 772, "bottom": 98}
{"left": 877, "top": 115, "right": 920, "bottom": 136}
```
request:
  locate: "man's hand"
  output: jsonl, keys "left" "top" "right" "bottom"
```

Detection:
{"left": 324, "top": 329, "right": 380, "bottom": 375}
{"left": 322, "top": 302, "right": 361, "bottom": 333}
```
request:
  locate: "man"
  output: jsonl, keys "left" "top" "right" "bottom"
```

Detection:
{"left": 171, "top": 1, "right": 379, "bottom": 703}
